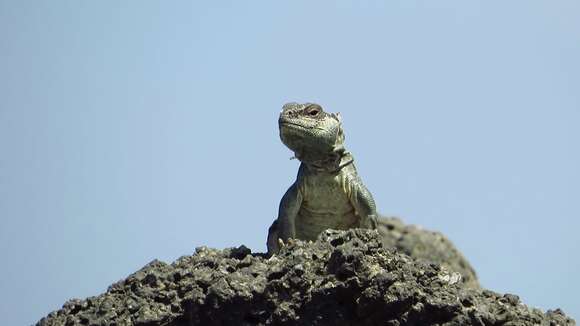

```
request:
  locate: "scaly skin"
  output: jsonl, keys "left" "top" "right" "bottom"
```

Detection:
{"left": 267, "top": 103, "right": 378, "bottom": 254}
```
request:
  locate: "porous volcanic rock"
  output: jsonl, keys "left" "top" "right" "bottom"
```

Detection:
{"left": 377, "top": 217, "right": 479, "bottom": 288}
{"left": 37, "top": 229, "right": 574, "bottom": 326}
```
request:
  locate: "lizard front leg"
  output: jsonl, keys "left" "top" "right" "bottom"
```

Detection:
{"left": 348, "top": 176, "right": 378, "bottom": 229}
{"left": 267, "top": 182, "right": 303, "bottom": 254}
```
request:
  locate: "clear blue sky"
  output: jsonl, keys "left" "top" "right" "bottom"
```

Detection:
{"left": 1, "top": 1, "right": 578, "bottom": 324}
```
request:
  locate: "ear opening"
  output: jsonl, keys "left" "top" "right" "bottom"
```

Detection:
{"left": 332, "top": 124, "right": 346, "bottom": 156}
{"left": 331, "top": 112, "right": 343, "bottom": 123}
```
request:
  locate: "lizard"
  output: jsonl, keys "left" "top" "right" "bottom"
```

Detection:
{"left": 267, "top": 102, "right": 378, "bottom": 255}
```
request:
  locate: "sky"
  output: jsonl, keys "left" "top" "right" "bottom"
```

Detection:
{"left": 0, "top": 1, "right": 578, "bottom": 324}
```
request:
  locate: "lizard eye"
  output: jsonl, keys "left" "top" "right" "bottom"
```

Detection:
{"left": 305, "top": 105, "right": 321, "bottom": 117}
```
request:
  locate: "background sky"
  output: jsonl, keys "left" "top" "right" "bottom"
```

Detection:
{"left": 1, "top": 1, "right": 578, "bottom": 325}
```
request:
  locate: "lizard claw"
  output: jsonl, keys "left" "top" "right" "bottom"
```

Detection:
{"left": 277, "top": 238, "right": 295, "bottom": 250}
{"left": 277, "top": 238, "right": 286, "bottom": 248}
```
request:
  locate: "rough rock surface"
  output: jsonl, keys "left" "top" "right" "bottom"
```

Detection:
{"left": 37, "top": 229, "right": 574, "bottom": 326}
{"left": 377, "top": 217, "right": 479, "bottom": 288}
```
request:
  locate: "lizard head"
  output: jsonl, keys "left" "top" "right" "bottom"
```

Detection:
{"left": 279, "top": 102, "right": 346, "bottom": 168}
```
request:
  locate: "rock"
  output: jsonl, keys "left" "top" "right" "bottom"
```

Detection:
{"left": 36, "top": 229, "right": 574, "bottom": 326}
{"left": 377, "top": 216, "right": 479, "bottom": 288}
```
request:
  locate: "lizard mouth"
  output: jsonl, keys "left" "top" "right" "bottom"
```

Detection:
{"left": 280, "top": 121, "right": 325, "bottom": 132}
{"left": 279, "top": 122, "right": 311, "bottom": 134}
{"left": 279, "top": 121, "right": 307, "bottom": 129}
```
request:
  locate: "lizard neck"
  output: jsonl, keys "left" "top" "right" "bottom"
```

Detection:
{"left": 303, "top": 151, "right": 354, "bottom": 173}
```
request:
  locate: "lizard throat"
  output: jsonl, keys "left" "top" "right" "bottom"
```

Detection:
{"left": 302, "top": 152, "right": 354, "bottom": 173}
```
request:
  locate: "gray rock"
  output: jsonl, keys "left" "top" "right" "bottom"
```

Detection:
{"left": 378, "top": 216, "right": 479, "bottom": 288}
{"left": 37, "top": 229, "right": 574, "bottom": 326}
